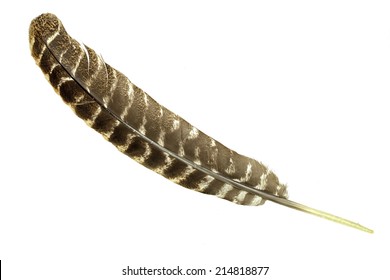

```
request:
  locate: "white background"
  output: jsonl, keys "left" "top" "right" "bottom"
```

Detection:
{"left": 1, "top": 1, "right": 389, "bottom": 279}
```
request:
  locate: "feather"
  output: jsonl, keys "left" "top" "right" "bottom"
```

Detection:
{"left": 29, "top": 13, "right": 372, "bottom": 233}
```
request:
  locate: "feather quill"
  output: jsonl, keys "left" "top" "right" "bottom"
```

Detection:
{"left": 29, "top": 13, "right": 372, "bottom": 233}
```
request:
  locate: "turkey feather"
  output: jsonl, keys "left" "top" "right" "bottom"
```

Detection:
{"left": 29, "top": 13, "right": 372, "bottom": 233}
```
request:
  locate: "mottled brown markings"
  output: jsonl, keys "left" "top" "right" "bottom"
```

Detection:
{"left": 225, "top": 157, "right": 235, "bottom": 175}
{"left": 193, "top": 146, "right": 201, "bottom": 164}
{"left": 101, "top": 64, "right": 118, "bottom": 106}
{"left": 194, "top": 137, "right": 219, "bottom": 169}
{"left": 172, "top": 119, "right": 180, "bottom": 131}
{"left": 161, "top": 112, "right": 188, "bottom": 155}
{"left": 180, "top": 170, "right": 207, "bottom": 189}
{"left": 259, "top": 171, "right": 269, "bottom": 190}
{"left": 216, "top": 184, "right": 234, "bottom": 200}
{"left": 231, "top": 157, "right": 248, "bottom": 180}
{"left": 143, "top": 147, "right": 168, "bottom": 170}
{"left": 162, "top": 111, "right": 180, "bottom": 133}
{"left": 44, "top": 21, "right": 60, "bottom": 45}
{"left": 163, "top": 127, "right": 181, "bottom": 155}
{"left": 178, "top": 142, "right": 185, "bottom": 157}
{"left": 85, "top": 46, "right": 106, "bottom": 90}
{"left": 98, "top": 54, "right": 109, "bottom": 86}
{"left": 139, "top": 116, "right": 147, "bottom": 135}
{"left": 109, "top": 123, "right": 130, "bottom": 146}
{"left": 124, "top": 136, "right": 147, "bottom": 158}
{"left": 175, "top": 166, "right": 197, "bottom": 184}
{"left": 244, "top": 161, "right": 262, "bottom": 185}
{"left": 143, "top": 97, "right": 163, "bottom": 141}
{"left": 104, "top": 65, "right": 119, "bottom": 106}
{"left": 157, "top": 129, "right": 166, "bottom": 146}
{"left": 181, "top": 126, "right": 203, "bottom": 159}
{"left": 241, "top": 193, "right": 260, "bottom": 205}
{"left": 31, "top": 37, "right": 44, "bottom": 61}
{"left": 201, "top": 179, "right": 224, "bottom": 196}
{"left": 54, "top": 42, "right": 70, "bottom": 68}
{"left": 155, "top": 154, "right": 172, "bottom": 173}
{"left": 122, "top": 86, "right": 147, "bottom": 131}
{"left": 59, "top": 80, "right": 85, "bottom": 104}
{"left": 72, "top": 47, "right": 92, "bottom": 88}
{"left": 70, "top": 43, "right": 86, "bottom": 76}
{"left": 266, "top": 172, "right": 283, "bottom": 196}
{"left": 106, "top": 74, "right": 132, "bottom": 119}
{"left": 91, "top": 109, "right": 119, "bottom": 135}
{"left": 46, "top": 25, "right": 68, "bottom": 54}
{"left": 60, "top": 39, "right": 85, "bottom": 76}
{"left": 236, "top": 191, "right": 249, "bottom": 204}
{"left": 222, "top": 188, "right": 241, "bottom": 203}
{"left": 39, "top": 47, "right": 55, "bottom": 75}
{"left": 74, "top": 98, "right": 99, "bottom": 121}
{"left": 49, "top": 65, "right": 68, "bottom": 88}
{"left": 163, "top": 159, "right": 188, "bottom": 179}
{"left": 194, "top": 175, "right": 213, "bottom": 192}
{"left": 243, "top": 163, "right": 253, "bottom": 182}
{"left": 188, "top": 127, "right": 199, "bottom": 139}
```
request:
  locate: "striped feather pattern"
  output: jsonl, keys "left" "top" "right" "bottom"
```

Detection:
{"left": 29, "top": 13, "right": 288, "bottom": 206}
